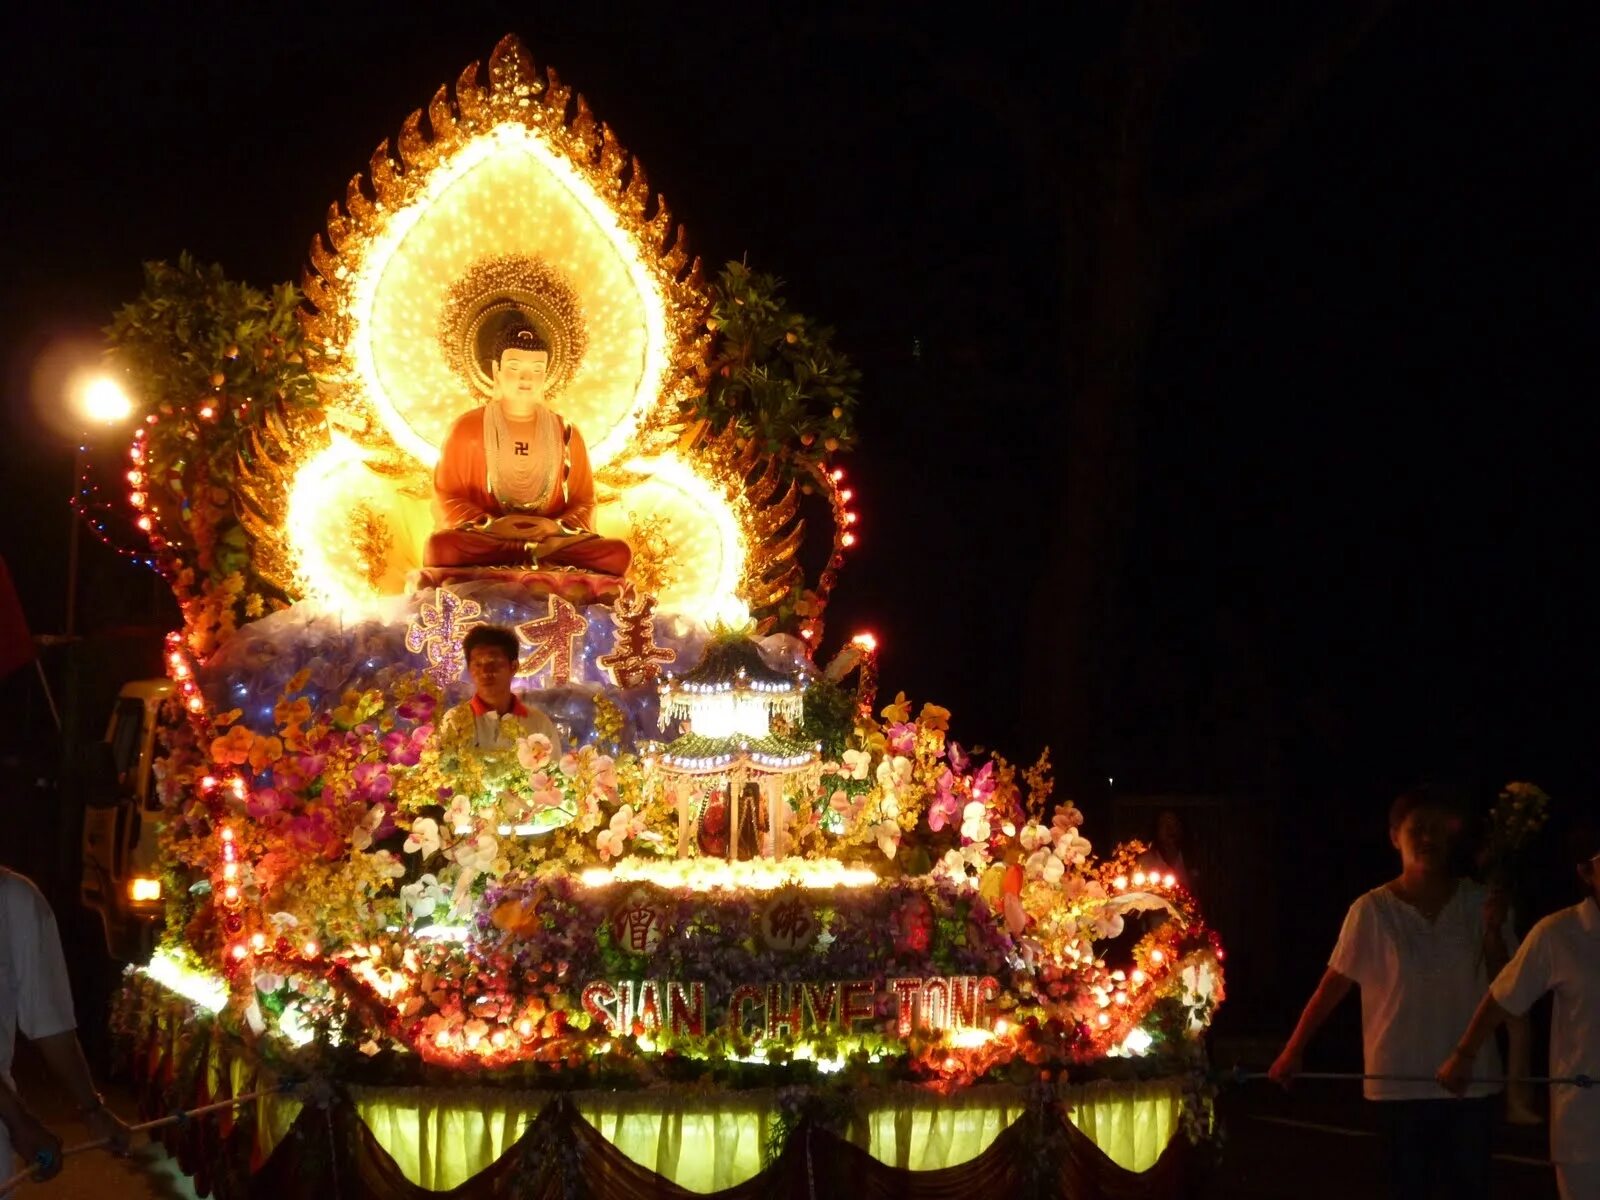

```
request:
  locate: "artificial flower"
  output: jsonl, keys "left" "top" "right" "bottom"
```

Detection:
{"left": 960, "top": 800, "right": 991, "bottom": 844}
{"left": 840, "top": 748, "right": 872, "bottom": 780}
{"left": 350, "top": 803, "right": 388, "bottom": 852}
{"left": 403, "top": 817, "right": 441, "bottom": 858}
{"left": 517, "top": 734, "right": 554, "bottom": 773}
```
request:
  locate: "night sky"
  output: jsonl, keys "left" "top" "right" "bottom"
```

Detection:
{"left": 2, "top": 4, "right": 1595, "bottom": 1019}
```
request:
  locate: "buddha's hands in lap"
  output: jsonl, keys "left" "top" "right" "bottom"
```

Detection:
{"left": 484, "top": 514, "right": 560, "bottom": 541}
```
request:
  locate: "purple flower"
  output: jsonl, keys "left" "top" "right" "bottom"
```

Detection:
{"left": 276, "top": 753, "right": 328, "bottom": 792}
{"left": 947, "top": 741, "right": 970, "bottom": 774}
{"left": 970, "top": 760, "right": 996, "bottom": 804}
{"left": 397, "top": 693, "right": 438, "bottom": 723}
{"left": 887, "top": 722, "right": 917, "bottom": 757}
{"left": 381, "top": 723, "right": 432, "bottom": 766}
{"left": 352, "top": 761, "right": 394, "bottom": 804}
{"left": 927, "top": 769, "right": 960, "bottom": 832}
{"left": 246, "top": 787, "right": 291, "bottom": 823}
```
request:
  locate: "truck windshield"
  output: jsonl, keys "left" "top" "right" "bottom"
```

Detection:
{"left": 110, "top": 697, "right": 145, "bottom": 786}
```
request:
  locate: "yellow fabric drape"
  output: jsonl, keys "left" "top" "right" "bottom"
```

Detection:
{"left": 1062, "top": 1079, "right": 1182, "bottom": 1173}
{"left": 347, "top": 1079, "right": 1183, "bottom": 1193}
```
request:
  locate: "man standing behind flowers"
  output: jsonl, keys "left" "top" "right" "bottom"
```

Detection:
{"left": 439, "top": 624, "right": 561, "bottom": 754}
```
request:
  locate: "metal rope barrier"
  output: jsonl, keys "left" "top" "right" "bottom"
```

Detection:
{"left": 1221, "top": 1067, "right": 1594, "bottom": 1088}
{"left": 0, "top": 1086, "right": 281, "bottom": 1196}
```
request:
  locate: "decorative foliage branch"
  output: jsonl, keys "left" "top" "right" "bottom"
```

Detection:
{"left": 689, "top": 261, "right": 861, "bottom": 478}
{"left": 107, "top": 255, "right": 319, "bottom": 653}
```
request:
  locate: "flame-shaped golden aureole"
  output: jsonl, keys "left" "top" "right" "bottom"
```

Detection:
{"left": 284, "top": 35, "right": 770, "bottom": 622}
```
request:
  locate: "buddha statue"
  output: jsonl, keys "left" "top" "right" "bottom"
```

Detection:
{"left": 423, "top": 322, "right": 632, "bottom": 575}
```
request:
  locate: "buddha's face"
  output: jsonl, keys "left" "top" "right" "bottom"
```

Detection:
{"left": 494, "top": 347, "right": 549, "bottom": 404}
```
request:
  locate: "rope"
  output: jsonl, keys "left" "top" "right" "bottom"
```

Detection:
{"left": 1221, "top": 1067, "right": 1594, "bottom": 1088}
{"left": 0, "top": 1086, "right": 282, "bottom": 1197}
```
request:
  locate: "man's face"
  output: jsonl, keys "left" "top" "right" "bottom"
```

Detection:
{"left": 467, "top": 646, "right": 515, "bottom": 699}
{"left": 1390, "top": 807, "right": 1456, "bottom": 872}
{"left": 495, "top": 348, "right": 549, "bottom": 400}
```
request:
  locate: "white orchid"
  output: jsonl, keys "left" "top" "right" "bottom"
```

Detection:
{"left": 840, "top": 748, "right": 872, "bottom": 780}
{"left": 1090, "top": 907, "right": 1126, "bottom": 940}
{"left": 454, "top": 832, "right": 500, "bottom": 873}
{"left": 1026, "top": 847, "right": 1065, "bottom": 884}
{"left": 960, "top": 800, "right": 992, "bottom": 844}
{"left": 350, "top": 803, "right": 388, "bottom": 852}
{"left": 1054, "top": 829, "right": 1092, "bottom": 866}
{"left": 516, "top": 733, "right": 554, "bottom": 773}
{"left": 400, "top": 873, "right": 446, "bottom": 920}
{"left": 1019, "top": 820, "right": 1053, "bottom": 853}
{"left": 402, "top": 817, "right": 441, "bottom": 858}
{"left": 371, "top": 849, "right": 406, "bottom": 879}
{"left": 938, "top": 843, "right": 988, "bottom": 882}
{"left": 875, "top": 754, "right": 913, "bottom": 795}
{"left": 596, "top": 804, "right": 642, "bottom": 861}
{"left": 444, "top": 795, "right": 474, "bottom": 834}
{"left": 871, "top": 818, "right": 901, "bottom": 860}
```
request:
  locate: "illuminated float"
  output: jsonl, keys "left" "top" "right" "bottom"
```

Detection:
{"left": 109, "top": 36, "right": 1223, "bottom": 1199}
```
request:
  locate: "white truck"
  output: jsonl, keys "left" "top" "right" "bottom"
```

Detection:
{"left": 79, "top": 679, "right": 171, "bottom": 961}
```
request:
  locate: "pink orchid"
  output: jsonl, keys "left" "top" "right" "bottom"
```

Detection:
{"left": 927, "top": 768, "right": 960, "bottom": 832}
{"left": 528, "top": 772, "right": 564, "bottom": 809}
{"left": 947, "top": 741, "right": 970, "bottom": 774}
{"left": 596, "top": 805, "right": 640, "bottom": 860}
{"left": 516, "top": 734, "right": 554, "bottom": 773}
{"left": 969, "top": 760, "right": 996, "bottom": 804}
{"left": 246, "top": 787, "right": 291, "bottom": 823}
{"left": 887, "top": 721, "right": 916, "bottom": 757}
{"left": 396, "top": 693, "right": 437, "bottom": 723}
{"left": 352, "top": 762, "right": 393, "bottom": 804}
{"left": 382, "top": 725, "right": 431, "bottom": 767}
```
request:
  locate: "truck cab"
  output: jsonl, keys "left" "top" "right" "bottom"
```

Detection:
{"left": 80, "top": 679, "right": 172, "bottom": 961}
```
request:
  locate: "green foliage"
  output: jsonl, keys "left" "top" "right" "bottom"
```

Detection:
{"left": 106, "top": 255, "right": 317, "bottom": 615}
{"left": 687, "top": 261, "right": 861, "bottom": 476}
{"left": 801, "top": 677, "right": 858, "bottom": 760}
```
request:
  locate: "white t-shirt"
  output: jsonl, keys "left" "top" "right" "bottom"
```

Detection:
{"left": 1490, "top": 898, "right": 1600, "bottom": 1165}
{"left": 1329, "top": 880, "right": 1510, "bottom": 1101}
{"left": 0, "top": 870, "right": 79, "bottom": 1175}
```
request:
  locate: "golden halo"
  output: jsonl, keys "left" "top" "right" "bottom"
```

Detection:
{"left": 438, "top": 255, "right": 589, "bottom": 398}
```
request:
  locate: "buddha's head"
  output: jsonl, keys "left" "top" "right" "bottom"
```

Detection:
{"left": 490, "top": 323, "right": 552, "bottom": 412}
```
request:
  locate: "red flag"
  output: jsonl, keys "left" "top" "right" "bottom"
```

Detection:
{"left": 0, "top": 555, "right": 36, "bottom": 679}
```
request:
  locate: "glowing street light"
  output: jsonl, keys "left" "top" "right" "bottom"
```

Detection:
{"left": 74, "top": 373, "right": 133, "bottom": 426}
{"left": 64, "top": 369, "right": 135, "bottom": 638}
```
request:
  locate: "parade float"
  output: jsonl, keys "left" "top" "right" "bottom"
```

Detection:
{"left": 105, "top": 36, "right": 1223, "bottom": 1198}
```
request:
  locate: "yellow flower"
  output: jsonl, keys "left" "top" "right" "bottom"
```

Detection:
{"left": 248, "top": 735, "right": 284, "bottom": 773}
{"left": 880, "top": 692, "right": 911, "bottom": 724}
{"left": 209, "top": 724, "right": 256, "bottom": 766}
{"left": 274, "top": 696, "right": 312, "bottom": 729}
{"left": 918, "top": 703, "right": 951, "bottom": 733}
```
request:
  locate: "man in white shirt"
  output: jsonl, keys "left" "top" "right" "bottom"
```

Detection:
{"left": 1270, "top": 787, "right": 1513, "bottom": 1199}
{"left": 438, "top": 624, "right": 561, "bottom": 753}
{"left": 1439, "top": 825, "right": 1600, "bottom": 1200}
{"left": 0, "top": 868, "right": 130, "bottom": 1179}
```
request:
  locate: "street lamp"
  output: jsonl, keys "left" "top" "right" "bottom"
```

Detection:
{"left": 65, "top": 369, "right": 134, "bottom": 638}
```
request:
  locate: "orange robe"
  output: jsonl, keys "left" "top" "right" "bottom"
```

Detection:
{"left": 423, "top": 404, "right": 631, "bottom": 574}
